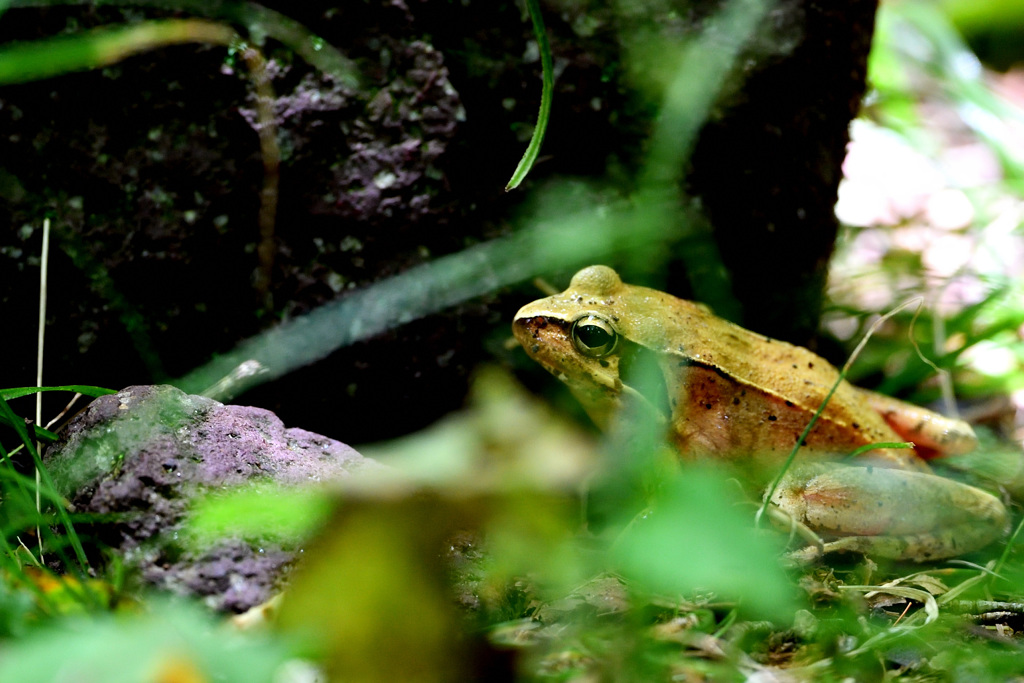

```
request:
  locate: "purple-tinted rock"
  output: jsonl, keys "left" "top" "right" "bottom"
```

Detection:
{"left": 45, "top": 384, "right": 381, "bottom": 612}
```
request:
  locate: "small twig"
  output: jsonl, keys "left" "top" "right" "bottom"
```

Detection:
{"left": 894, "top": 601, "right": 915, "bottom": 626}
{"left": 15, "top": 537, "right": 45, "bottom": 569}
{"left": 239, "top": 43, "right": 281, "bottom": 312}
{"left": 200, "top": 360, "right": 269, "bottom": 402}
{"left": 906, "top": 298, "right": 960, "bottom": 418}
{"left": 44, "top": 392, "right": 84, "bottom": 430}
{"left": 532, "top": 277, "right": 559, "bottom": 297}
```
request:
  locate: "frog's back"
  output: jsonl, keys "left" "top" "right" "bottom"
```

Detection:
{"left": 619, "top": 283, "right": 916, "bottom": 467}
{"left": 531, "top": 266, "right": 919, "bottom": 470}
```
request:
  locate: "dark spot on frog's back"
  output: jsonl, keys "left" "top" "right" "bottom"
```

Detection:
{"left": 768, "top": 415, "right": 777, "bottom": 421}
{"left": 530, "top": 344, "right": 540, "bottom": 354}
{"left": 785, "top": 400, "right": 794, "bottom": 407}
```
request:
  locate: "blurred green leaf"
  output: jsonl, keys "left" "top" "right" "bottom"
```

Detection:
{"left": 0, "top": 573, "right": 37, "bottom": 638}
{"left": 612, "top": 469, "right": 798, "bottom": 621}
{"left": 0, "top": 6, "right": 361, "bottom": 87}
{"left": 0, "top": 598, "right": 291, "bottom": 683}
{"left": 187, "top": 483, "right": 333, "bottom": 547}
{"left": 940, "top": 0, "right": 1024, "bottom": 34}
{"left": 0, "top": 19, "right": 239, "bottom": 86}
{"left": 364, "top": 366, "right": 598, "bottom": 493}
{"left": 278, "top": 497, "right": 470, "bottom": 682}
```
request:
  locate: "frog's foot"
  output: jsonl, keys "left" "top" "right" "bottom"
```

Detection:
{"left": 765, "top": 506, "right": 832, "bottom": 567}
{"left": 764, "top": 504, "right": 824, "bottom": 553}
{"left": 768, "top": 462, "right": 1009, "bottom": 562}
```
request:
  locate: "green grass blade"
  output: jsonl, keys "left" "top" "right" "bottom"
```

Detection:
{"left": 0, "top": 386, "right": 112, "bottom": 443}
{"left": 505, "top": 0, "right": 553, "bottom": 191}
{"left": 0, "top": 385, "right": 115, "bottom": 400}
{"left": 0, "top": 396, "right": 89, "bottom": 573}
{"left": 0, "top": 418, "right": 58, "bottom": 444}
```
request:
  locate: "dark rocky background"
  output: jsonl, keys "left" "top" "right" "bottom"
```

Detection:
{"left": 0, "top": 0, "right": 876, "bottom": 445}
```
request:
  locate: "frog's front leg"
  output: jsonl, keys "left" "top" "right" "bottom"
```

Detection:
{"left": 858, "top": 388, "right": 978, "bottom": 457}
{"left": 769, "top": 462, "right": 1008, "bottom": 562}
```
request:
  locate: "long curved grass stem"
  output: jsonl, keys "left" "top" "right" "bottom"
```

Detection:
{"left": 505, "top": 0, "right": 553, "bottom": 191}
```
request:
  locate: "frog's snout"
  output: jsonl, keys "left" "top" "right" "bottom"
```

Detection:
{"left": 511, "top": 313, "right": 545, "bottom": 351}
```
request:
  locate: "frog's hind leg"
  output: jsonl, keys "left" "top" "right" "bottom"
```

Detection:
{"left": 857, "top": 388, "right": 977, "bottom": 458}
{"left": 770, "top": 462, "right": 1008, "bottom": 563}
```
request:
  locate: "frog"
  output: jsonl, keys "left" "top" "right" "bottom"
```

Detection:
{"left": 513, "top": 265, "right": 1009, "bottom": 562}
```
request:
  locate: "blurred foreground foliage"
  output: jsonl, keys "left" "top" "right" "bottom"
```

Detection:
{"left": 1, "top": 370, "right": 1023, "bottom": 680}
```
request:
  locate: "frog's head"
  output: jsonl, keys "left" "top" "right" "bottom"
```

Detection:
{"left": 513, "top": 265, "right": 666, "bottom": 429}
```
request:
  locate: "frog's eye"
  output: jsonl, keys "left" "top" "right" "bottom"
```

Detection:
{"left": 571, "top": 315, "right": 618, "bottom": 357}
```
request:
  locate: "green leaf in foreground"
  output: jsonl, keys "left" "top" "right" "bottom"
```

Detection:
{"left": 187, "top": 484, "right": 333, "bottom": 546}
{"left": 279, "top": 496, "right": 471, "bottom": 682}
{"left": 612, "top": 468, "right": 798, "bottom": 621}
{"left": 0, "top": 20, "right": 239, "bottom": 86}
{"left": 0, "top": 598, "right": 290, "bottom": 683}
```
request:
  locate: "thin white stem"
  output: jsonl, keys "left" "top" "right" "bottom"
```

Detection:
{"left": 35, "top": 217, "right": 50, "bottom": 562}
